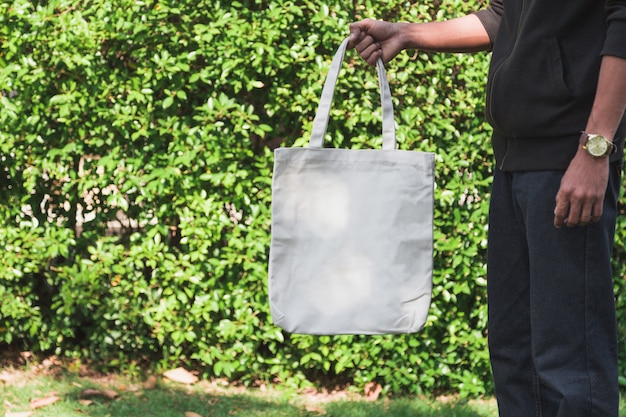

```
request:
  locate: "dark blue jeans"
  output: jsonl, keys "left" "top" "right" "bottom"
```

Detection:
{"left": 487, "top": 164, "right": 622, "bottom": 417}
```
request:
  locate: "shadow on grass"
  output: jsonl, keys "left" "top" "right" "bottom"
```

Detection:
{"left": 26, "top": 373, "right": 618, "bottom": 417}
{"left": 66, "top": 386, "right": 496, "bottom": 417}
{"left": 325, "top": 400, "right": 496, "bottom": 417}
{"left": 69, "top": 387, "right": 317, "bottom": 417}
{"left": 0, "top": 367, "right": 497, "bottom": 417}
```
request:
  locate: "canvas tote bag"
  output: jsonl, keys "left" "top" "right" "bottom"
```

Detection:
{"left": 268, "top": 37, "right": 434, "bottom": 335}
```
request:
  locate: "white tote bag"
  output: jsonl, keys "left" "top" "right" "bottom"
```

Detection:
{"left": 268, "top": 37, "right": 434, "bottom": 335}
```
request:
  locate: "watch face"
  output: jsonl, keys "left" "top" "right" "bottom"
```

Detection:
{"left": 587, "top": 135, "right": 609, "bottom": 157}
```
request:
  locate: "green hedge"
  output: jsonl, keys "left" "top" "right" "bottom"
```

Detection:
{"left": 1, "top": 0, "right": 624, "bottom": 397}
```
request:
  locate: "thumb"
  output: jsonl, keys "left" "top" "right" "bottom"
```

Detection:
{"left": 348, "top": 25, "right": 361, "bottom": 48}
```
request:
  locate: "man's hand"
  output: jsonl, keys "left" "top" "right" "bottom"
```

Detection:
{"left": 348, "top": 15, "right": 491, "bottom": 66}
{"left": 348, "top": 19, "right": 407, "bottom": 66}
{"left": 554, "top": 148, "right": 609, "bottom": 228}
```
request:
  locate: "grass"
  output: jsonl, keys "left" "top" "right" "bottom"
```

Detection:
{"left": 1, "top": 360, "right": 625, "bottom": 417}
{"left": 0, "top": 359, "right": 497, "bottom": 417}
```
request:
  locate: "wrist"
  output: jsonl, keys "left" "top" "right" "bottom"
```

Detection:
{"left": 399, "top": 22, "right": 420, "bottom": 50}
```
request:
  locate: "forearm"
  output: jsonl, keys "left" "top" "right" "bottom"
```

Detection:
{"left": 555, "top": 55, "right": 626, "bottom": 228}
{"left": 400, "top": 14, "right": 492, "bottom": 53}
{"left": 585, "top": 55, "right": 626, "bottom": 140}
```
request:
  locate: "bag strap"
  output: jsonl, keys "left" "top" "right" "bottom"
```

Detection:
{"left": 309, "top": 37, "right": 396, "bottom": 150}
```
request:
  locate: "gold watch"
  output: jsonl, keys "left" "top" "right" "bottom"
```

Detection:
{"left": 580, "top": 132, "right": 615, "bottom": 158}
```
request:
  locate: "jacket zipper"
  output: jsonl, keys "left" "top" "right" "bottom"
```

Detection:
{"left": 488, "top": 0, "right": 525, "bottom": 169}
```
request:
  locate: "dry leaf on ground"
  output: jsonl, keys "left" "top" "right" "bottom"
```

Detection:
{"left": 79, "top": 389, "right": 101, "bottom": 398}
{"left": 5, "top": 411, "right": 34, "bottom": 417}
{"left": 163, "top": 367, "right": 198, "bottom": 385}
{"left": 29, "top": 395, "right": 61, "bottom": 409}
{"left": 364, "top": 382, "right": 382, "bottom": 402}
{"left": 0, "top": 371, "right": 19, "bottom": 383}
{"left": 102, "top": 389, "right": 119, "bottom": 399}
{"left": 80, "top": 388, "right": 119, "bottom": 400}
{"left": 143, "top": 374, "right": 158, "bottom": 390}
{"left": 184, "top": 412, "right": 204, "bottom": 417}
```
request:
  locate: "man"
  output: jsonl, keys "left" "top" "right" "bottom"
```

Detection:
{"left": 348, "top": 1, "right": 626, "bottom": 416}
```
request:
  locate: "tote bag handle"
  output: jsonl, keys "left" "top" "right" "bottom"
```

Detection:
{"left": 309, "top": 37, "right": 396, "bottom": 150}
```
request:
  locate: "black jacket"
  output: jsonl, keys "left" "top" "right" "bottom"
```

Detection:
{"left": 475, "top": 0, "right": 626, "bottom": 170}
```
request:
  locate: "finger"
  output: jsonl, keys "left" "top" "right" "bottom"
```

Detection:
{"left": 362, "top": 43, "right": 382, "bottom": 66}
{"left": 578, "top": 203, "right": 594, "bottom": 225}
{"left": 553, "top": 194, "right": 569, "bottom": 228}
{"left": 353, "top": 38, "right": 381, "bottom": 66}
{"left": 565, "top": 202, "right": 582, "bottom": 227}
{"left": 354, "top": 35, "right": 376, "bottom": 53}
{"left": 590, "top": 203, "right": 603, "bottom": 223}
{"left": 554, "top": 213, "right": 567, "bottom": 228}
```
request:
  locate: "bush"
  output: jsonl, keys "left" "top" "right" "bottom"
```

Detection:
{"left": 1, "top": 0, "right": 624, "bottom": 398}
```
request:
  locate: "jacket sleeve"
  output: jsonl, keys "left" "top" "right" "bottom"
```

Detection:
{"left": 473, "top": 0, "right": 504, "bottom": 46}
{"left": 603, "top": 0, "right": 626, "bottom": 58}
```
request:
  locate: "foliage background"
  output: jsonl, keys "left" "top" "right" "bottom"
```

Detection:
{"left": 1, "top": 0, "right": 624, "bottom": 398}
